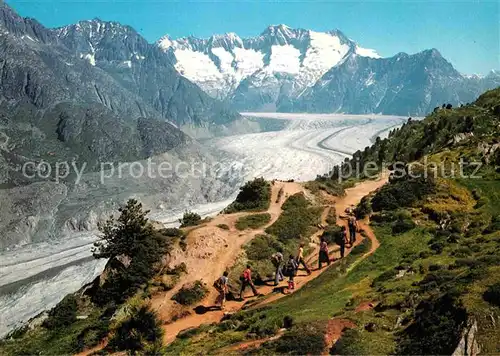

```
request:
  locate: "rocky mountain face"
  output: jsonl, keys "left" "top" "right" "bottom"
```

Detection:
{"left": 0, "top": 2, "right": 242, "bottom": 247}
{"left": 55, "top": 19, "right": 240, "bottom": 127}
{"left": 159, "top": 25, "right": 499, "bottom": 115}
{"left": 286, "top": 50, "right": 500, "bottom": 115}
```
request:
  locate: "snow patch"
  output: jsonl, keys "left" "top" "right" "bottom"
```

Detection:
{"left": 356, "top": 46, "right": 381, "bottom": 58}
{"left": 158, "top": 35, "right": 172, "bottom": 50}
{"left": 233, "top": 47, "right": 265, "bottom": 77}
{"left": 211, "top": 47, "right": 234, "bottom": 74}
{"left": 268, "top": 44, "right": 301, "bottom": 74}
{"left": 82, "top": 53, "right": 96, "bottom": 66}
{"left": 173, "top": 49, "right": 222, "bottom": 81}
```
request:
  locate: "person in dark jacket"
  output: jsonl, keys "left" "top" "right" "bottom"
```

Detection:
{"left": 271, "top": 252, "right": 284, "bottom": 286}
{"left": 318, "top": 237, "right": 330, "bottom": 269}
{"left": 340, "top": 226, "right": 348, "bottom": 259}
{"left": 348, "top": 216, "right": 358, "bottom": 246}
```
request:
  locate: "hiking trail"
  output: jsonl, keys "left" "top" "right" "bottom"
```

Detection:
{"left": 157, "top": 176, "right": 387, "bottom": 346}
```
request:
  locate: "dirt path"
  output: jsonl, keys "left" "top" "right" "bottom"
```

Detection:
{"left": 155, "top": 181, "right": 304, "bottom": 345}
{"left": 160, "top": 176, "right": 387, "bottom": 346}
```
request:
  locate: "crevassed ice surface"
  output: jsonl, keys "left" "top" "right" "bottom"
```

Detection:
{"left": 0, "top": 114, "right": 405, "bottom": 337}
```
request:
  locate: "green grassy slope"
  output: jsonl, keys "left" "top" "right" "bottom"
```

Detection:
{"left": 165, "top": 88, "right": 500, "bottom": 354}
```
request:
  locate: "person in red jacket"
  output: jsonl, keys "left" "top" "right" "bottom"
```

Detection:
{"left": 239, "top": 265, "right": 258, "bottom": 299}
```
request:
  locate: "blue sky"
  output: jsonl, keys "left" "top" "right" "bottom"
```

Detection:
{"left": 7, "top": 0, "right": 499, "bottom": 74}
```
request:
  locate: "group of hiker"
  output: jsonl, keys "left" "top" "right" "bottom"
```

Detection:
{"left": 212, "top": 213, "right": 359, "bottom": 310}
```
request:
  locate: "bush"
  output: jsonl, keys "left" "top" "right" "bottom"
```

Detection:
{"left": 483, "top": 283, "right": 500, "bottom": 307}
{"left": 321, "top": 225, "right": 344, "bottom": 246}
{"left": 179, "top": 211, "right": 202, "bottom": 227}
{"left": 372, "top": 176, "right": 436, "bottom": 212}
{"left": 392, "top": 217, "right": 416, "bottom": 234}
{"left": 217, "top": 224, "right": 230, "bottom": 230}
{"left": 167, "top": 262, "right": 187, "bottom": 276}
{"left": 43, "top": 295, "right": 78, "bottom": 330}
{"left": 281, "top": 193, "right": 310, "bottom": 211}
{"left": 107, "top": 305, "right": 163, "bottom": 354}
{"left": 326, "top": 208, "right": 337, "bottom": 225}
{"left": 245, "top": 234, "right": 285, "bottom": 261}
{"left": 355, "top": 196, "right": 372, "bottom": 219}
{"left": 224, "top": 178, "right": 271, "bottom": 213}
{"left": 397, "top": 293, "right": 467, "bottom": 355}
{"left": 484, "top": 215, "right": 500, "bottom": 234}
{"left": 308, "top": 179, "right": 345, "bottom": 197}
{"left": 266, "top": 325, "right": 326, "bottom": 355}
{"left": 235, "top": 213, "right": 271, "bottom": 230}
{"left": 331, "top": 329, "right": 364, "bottom": 355}
{"left": 162, "top": 228, "right": 184, "bottom": 238}
{"left": 371, "top": 269, "right": 398, "bottom": 288}
{"left": 171, "top": 281, "right": 208, "bottom": 306}
{"left": 265, "top": 205, "right": 322, "bottom": 241}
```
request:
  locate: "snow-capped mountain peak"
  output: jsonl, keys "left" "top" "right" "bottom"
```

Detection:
{"left": 158, "top": 34, "right": 173, "bottom": 50}
{"left": 157, "top": 25, "right": 378, "bottom": 100}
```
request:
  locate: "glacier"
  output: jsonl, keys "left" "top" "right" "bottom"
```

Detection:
{"left": 0, "top": 113, "right": 405, "bottom": 338}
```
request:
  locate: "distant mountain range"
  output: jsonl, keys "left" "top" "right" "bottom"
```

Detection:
{"left": 158, "top": 25, "right": 500, "bottom": 115}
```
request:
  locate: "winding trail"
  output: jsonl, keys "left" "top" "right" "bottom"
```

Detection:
{"left": 158, "top": 176, "right": 387, "bottom": 347}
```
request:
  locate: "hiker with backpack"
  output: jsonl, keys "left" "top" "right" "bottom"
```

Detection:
{"left": 271, "top": 251, "right": 284, "bottom": 286}
{"left": 296, "top": 243, "right": 311, "bottom": 275}
{"left": 284, "top": 254, "right": 299, "bottom": 292}
{"left": 213, "top": 271, "right": 229, "bottom": 310}
{"left": 239, "top": 265, "right": 258, "bottom": 299}
{"left": 348, "top": 216, "right": 358, "bottom": 246}
{"left": 318, "top": 237, "right": 330, "bottom": 269}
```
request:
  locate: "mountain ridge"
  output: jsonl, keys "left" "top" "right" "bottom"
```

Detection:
{"left": 157, "top": 24, "right": 499, "bottom": 115}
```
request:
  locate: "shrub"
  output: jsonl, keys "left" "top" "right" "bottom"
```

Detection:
{"left": 483, "top": 283, "right": 500, "bottom": 307}
{"left": 217, "top": 224, "right": 230, "bottom": 230}
{"left": 245, "top": 234, "right": 285, "bottom": 261}
{"left": 42, "top": 295, "right": 78, "bottom": 330}
{"left": 282, "top": 193, "right": 310, "bottom": 211}
{"left": 484, "top": 215, "right": 500, "bottom": 234}
{"left": 326, "top": 208, "right": 337, "bottom": 225}
{"left": 429, "top": 242, "right": 445, "bottom": 254}
{"left": 162, "top": 228, "right": 184, "bottom": 238}
{"left": 266, "top": 325, "right": 326, "bottom": 355}
{"left": 321, "top": 225, "right": 344, "bottom": 246}
{"left": 235, "top": 213, "right": 271, "bottom": 230}
{"left": 371, "top": 269, "right": 398, "bottom": 288}
{"left": 171, "top": 281, "right": 208, "bottom": 306}
{"left": 355, "top": 196, "right": 372, "bottom": 219}
{"left": 397, "top": 293, "right": 467, "bottom": 355}
{"left": 392, "top": 217, "right": 416, "bottom": 234}
{"left": 167, "top": 262, "right": 187, "bottom": 276}
{"left": 224, "top": 178, "right": 271, "bottom": 213}
{"left": 265, "top": 205, "right": 322, "bottom": 241}
{"left": 372, "top": 176, "right": 436, "bottom": 212}
{"left": 331, "top": 329, "right": 364, "bottom": 355}
{"left": 107, "top": 305, "right": 163, "bottom": 354}
{"left": 179, "top": 211, "right": 202, "bottom": 227}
